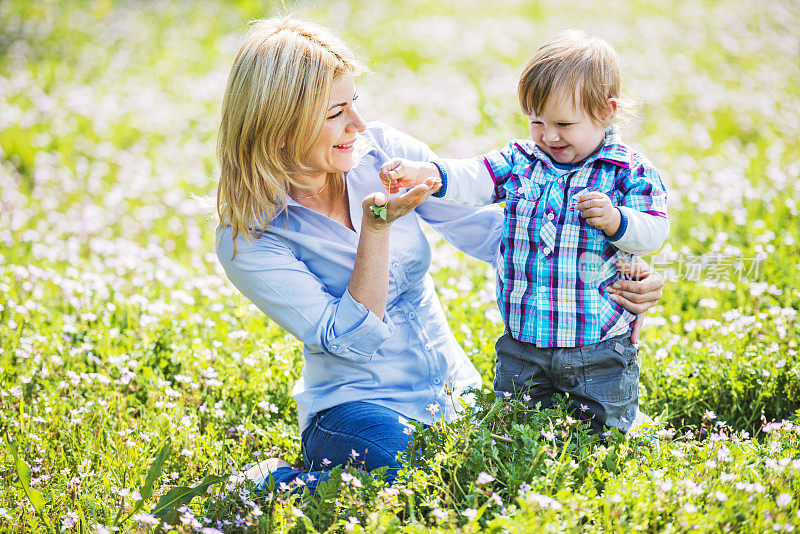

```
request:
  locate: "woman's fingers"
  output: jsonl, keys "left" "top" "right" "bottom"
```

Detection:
{"left": 630, "top": 313, "right": 644, "bottom": 344}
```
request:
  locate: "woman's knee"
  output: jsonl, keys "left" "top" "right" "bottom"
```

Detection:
{"left": 302, "top": 401, "right": 412, "bottom": 472}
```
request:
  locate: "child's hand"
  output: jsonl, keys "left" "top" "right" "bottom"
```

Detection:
{"left": 573, "top": 191, "right": 622, "bottom": 236}
{"left": 379, "top": 158, "right": 441, "bottom": 195}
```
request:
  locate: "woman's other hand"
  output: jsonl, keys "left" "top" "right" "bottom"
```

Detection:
{"left": 609, "top": 258, "right": 665, "bottom": 343}
{"left": 379, "top": 158, "right": 441, "bottom": 194}
{"left": 362, "top": 177, "right": 440, "bottom": 230}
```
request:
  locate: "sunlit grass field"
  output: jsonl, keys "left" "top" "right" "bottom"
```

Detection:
{"left": 1, "top": 0, "right": 799, "bottom": 532}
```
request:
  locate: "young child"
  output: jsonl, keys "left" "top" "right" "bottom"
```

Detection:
{"left": 380, "top": 30, "right": 669, "bottom": 434}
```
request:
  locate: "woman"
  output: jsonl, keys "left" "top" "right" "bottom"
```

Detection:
{"left": 216, "top": 16, "right": 664, "bottom": 490}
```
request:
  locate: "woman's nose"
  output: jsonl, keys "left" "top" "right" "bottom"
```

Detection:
{"left": 346, "top": 108, "right": 367, "bottom": 133}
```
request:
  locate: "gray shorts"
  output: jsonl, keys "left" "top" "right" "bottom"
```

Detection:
{"left": 493, "top": 331, "right": 639, "bottom": 433}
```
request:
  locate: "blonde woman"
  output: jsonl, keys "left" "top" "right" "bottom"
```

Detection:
{"left": 216, "top": 16, "right": 665, "bottom": 491}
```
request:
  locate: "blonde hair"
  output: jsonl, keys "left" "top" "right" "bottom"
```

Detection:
{"left": 518, "top": 30, "right": 635, "bottom": 124}
{"left": 216, "top": 16, "right": 363, "bottom": 254}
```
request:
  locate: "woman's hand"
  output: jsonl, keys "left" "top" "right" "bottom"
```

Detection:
{"left": 609, "top": 258, "right": 665, "bottom": 343}
{"left": 379, "top": 158, "right": 441, "bottom": 194}
{"left": 362, "top": 177, "right": 441, "bottom": 229}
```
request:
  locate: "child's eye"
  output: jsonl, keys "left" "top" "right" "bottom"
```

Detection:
{"left": 558, "top": 123, "right": 573, "bottom": 127}
{"left": 530, "top": 120, "right": 543, "bottom": 125}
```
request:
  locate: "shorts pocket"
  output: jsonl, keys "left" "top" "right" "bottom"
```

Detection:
{"left": 493, "top": 333, "right": 524, "bottom": 391}
{"left": 582, "top": 337, "right": 638, "bottom": 403}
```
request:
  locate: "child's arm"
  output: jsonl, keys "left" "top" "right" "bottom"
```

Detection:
{"left": 379, "top": 156, "right": 499, "bottom": 208}
{"left": 576, "top": 156, "right": 669, "bottom": 255}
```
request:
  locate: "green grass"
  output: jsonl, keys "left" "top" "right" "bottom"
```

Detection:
{"left": 1, "top": 0, "right": 799, "bottom": 532}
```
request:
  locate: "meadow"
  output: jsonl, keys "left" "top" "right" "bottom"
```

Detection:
{"left": 1, "top": 0, "right": 799, "bottom": 532}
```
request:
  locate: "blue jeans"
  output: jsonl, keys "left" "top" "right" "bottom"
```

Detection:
{"left": 266, "top": 401, "right": 415, "bottom": 492}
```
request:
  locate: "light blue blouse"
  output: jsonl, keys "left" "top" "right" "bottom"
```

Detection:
{"left": 215, "top": 122, "right": 504, "bottom": 432}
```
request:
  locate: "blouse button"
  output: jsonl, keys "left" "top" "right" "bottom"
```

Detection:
{"left": 547, "top": 212, "right": 555, "bottom": 221}
{"left": 408, "top": 311, "right": 416, "bottom": 319}
{"left": 424, "top": 342, "right": 432, "bottom": 350}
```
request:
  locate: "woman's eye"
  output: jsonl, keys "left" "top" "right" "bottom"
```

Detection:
{"left": 327, "top": 109, "right": 344, "bottom": 120}
{"left": 558, "top": 123, "right": 572, "bottom": 127}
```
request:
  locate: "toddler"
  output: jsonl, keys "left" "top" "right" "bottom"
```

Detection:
{"left": 380, "top": 30, "right": 669, "bottom": 433}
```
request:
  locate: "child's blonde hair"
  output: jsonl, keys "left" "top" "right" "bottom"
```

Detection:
{"left": 217, "top": 16, "right": 364, "bottom": 254}
{"left": 518, "top": 30, "right": 634, "bottom": 124}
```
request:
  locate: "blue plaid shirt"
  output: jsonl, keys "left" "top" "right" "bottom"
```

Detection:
{"left": 443, "top": 128, "right": 668, "bottom": 347}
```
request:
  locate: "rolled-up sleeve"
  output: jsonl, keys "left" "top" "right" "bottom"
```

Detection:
{"left": 216, "top": 227, "right": 396, "bottom": 364}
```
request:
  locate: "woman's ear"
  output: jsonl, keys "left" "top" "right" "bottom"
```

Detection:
{"left": 278, "top": 140, "right": 286, "bottom": 149}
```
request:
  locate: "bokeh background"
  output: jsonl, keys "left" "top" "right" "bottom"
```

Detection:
{"left": 1, "top": 0, "right": 799, "bottom": 531}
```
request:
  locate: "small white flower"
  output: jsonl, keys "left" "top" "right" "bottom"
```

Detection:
{"left": 62, "top": 512, "right": 78, "bottom": 529}
{"left": 715, "top": 490, "right": 728, "bottom": 502}
{"left": 777, "top": 493, "right": 792, "bottom": 507}
{"left": 476, "top": 472, "right": 495, "bottom": 484}
{"left": 461, "top": 508, "right": 478, "bottom": 521}
{"left": 431, "top": 508, "right": 447, "bottom": 520}
{"left": 684, "top": 503, "right": 697, "bottom": 513}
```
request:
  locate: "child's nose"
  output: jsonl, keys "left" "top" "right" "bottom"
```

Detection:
{"left": 543, "top": 128, "right": 560, "bottom": 142}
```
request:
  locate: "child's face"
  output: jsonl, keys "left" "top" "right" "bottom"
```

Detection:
{"left": 528, "top": 92, "right": 613, "bottom": 165}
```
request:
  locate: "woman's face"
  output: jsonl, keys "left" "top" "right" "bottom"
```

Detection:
{"left": 304, "top": 71, "right": 366, "bottom": 181}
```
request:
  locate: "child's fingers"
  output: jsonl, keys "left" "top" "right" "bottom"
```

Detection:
{"left": 573, "top": 197, "right": 610, "bottom": 210}
{"left": 579, "top": 207, "right": 608, "bottom": 219}
{"left": 574, "top": 191, "right": 605, "bottom": 203}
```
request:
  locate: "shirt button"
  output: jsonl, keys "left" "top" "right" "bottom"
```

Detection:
{"left": 330, "top": 344, "right": 339, "bottom": 352}
{"left": 391, "top": 261, "right": 399, "bottom": 269}
{"left": 424, "top": 342, "right": 432, "bottom": 350}
{"left": 547, "top": 212, "right": 555, "bottom": 221}
{"left": 517, "top": 187, "right": 524, "bottom": 194}
{"left": 432, "top": 377, "right": 441, "bottom": 385}
{"left": 538, "top": 286, "right": 546, "bottom": 293}
{"left": 408, "top": 311, "right": 416, "bottom": 319}
{"left": 543, "top": 247, "right": 551, "bottom": 255}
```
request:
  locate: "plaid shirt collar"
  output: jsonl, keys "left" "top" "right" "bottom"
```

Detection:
{"left": 515, "top": 127, "right": 632, "bottom": 173}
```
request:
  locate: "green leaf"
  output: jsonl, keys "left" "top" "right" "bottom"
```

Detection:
{"left": 151, "top": 474, "right": 227, "bottom": 519}
{"left": 16, "top": 456, "right": 32, "bottom": 487}
{"left": 371, "top": 204, "right": 387, "bottom": 220}
{"left": 27, "top": 488, "right": 45, "bottom": 513}
{"left": 8, "top": 439, "right": 45, "bottom": 514}
{"left": 140, "top": 441, "right": 171, "bottom": 502}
